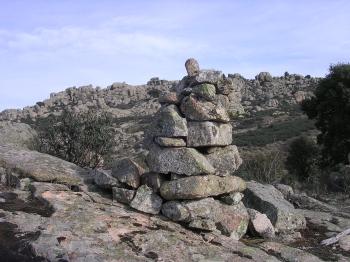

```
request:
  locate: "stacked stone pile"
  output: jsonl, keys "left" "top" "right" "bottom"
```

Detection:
{"left": 103, "top": 59, "right": 251, "bottom": 240}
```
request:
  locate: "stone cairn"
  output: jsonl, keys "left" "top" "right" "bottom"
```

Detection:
{"left": 102, "top": 59, "right": 250, "bottom": 240}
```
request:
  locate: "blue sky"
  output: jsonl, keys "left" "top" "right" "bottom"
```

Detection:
{"left": 1, "top": 0, "right": 350, "bottom": 110}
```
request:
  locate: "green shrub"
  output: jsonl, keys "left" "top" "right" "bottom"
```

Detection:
{"left": 302, "top": 63, "right": 350, "bottom": 166}
{"left": 34, "top": 110, "right": 116, "bottom": 168}
{"left": 286, "top": 136, "right": 321, "bottom": 182}
{"left": 237, "top": 149, "right": 286, "bottom": 183}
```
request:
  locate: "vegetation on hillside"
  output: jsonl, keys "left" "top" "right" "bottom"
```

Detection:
{"left": 34, "top": 110, "right": 116, "bottom": 168}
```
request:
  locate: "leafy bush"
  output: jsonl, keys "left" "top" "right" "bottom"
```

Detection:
{"left": 34, "top": 110, "right": 116, "bottom": 168}
{"left": 237, "top": 149, "right": 286, "bottom": 183}
{"left": 302, "top": 63, "right": 350, "bottom": 166}
{"left": 286, "top": 136, "right": 321, "bottom": 182}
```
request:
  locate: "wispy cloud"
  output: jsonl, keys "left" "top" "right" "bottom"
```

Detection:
{"left": 0, "top": 0, "right": 350, "bottom": 110}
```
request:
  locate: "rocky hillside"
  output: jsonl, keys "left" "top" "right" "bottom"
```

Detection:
{"left": 0, "top": 71, "right": 320, "bottom": 160}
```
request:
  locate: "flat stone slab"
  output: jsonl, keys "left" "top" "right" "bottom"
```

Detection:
{"left": 243, "top": 181, "right": 306, "bottom": 232}
{"left": 160, "top": 175, "right": 246, "bottom": 200}
{"left": 162, "top": 198, "right": 249, "bottom": 240}
{"left": 154, "top": 137, "right": 186, "bottom": 147}
{"left": 0, "top": 144, "right": 85, "bottom": 185}
{"left": 187, "top": 121, "right": 232, "bottom": 147}
{"left": 147, "top": 145, "right": 215, "bottom": 176}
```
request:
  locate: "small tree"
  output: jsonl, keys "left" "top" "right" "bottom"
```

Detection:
{"left": 302, "top": 63, "right": 350, "bottom": 166}
{"left": 286, "top": 136, "right": 320, "bottom": 182}
{"left": 35, "top": 109, "right": 116, "bottom": 168}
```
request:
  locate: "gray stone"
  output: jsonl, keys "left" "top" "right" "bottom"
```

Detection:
{"left": 339, "top": 235, "right": 350, "bottom": 251}
{"left": 192, "top": 70, "right": 223, "bottom": 85}
{"left": 207, "top": 145, "right": 242, "bottom": 176}
{"left": 111, "top": 158, "right": 144, "bottom": 189}
{"left": 220, "top": 192, "right": 244, "bottom": 205}
{"left": 160, "top": 175, "right": 246, "bottom": 200}
{"left": 217, "top": 76, "right": 245, "bottom": 95}
{"left": 0, "top": 144, "right": 84, "bottom": 186}
{"left": 274, "top": 183, "right": 294, "bottom": 199}
{"left": 192, "top": 83, "right": 216, "bottom": 101}
{"left": 243, "top": 181, "right": 306, "bottom": 232}
{"left": 161, "top": 201, "right": 191, "bottom": 222}
{"left": 259, "top": 242, "right": 324, "bottom": 262}
{"left": 180, "top": 94, "right": 230, "bottom": 122}
{"left": 155, "top": 105, "right": 188, "bottom": 137}
{"left": 140, "top": 172, "right": 167, "bottom": 193}
{"left": 248, "top": 208, "right": 275, "bottom": 239}
{"left": 162, "top": 198, "right": 249, "bottom": 240}
{"left": 130, "top": 185, "right": 163, "bottom": 214}
{"left": 112, "top": 187, "right": 135, "bottom": 204}
{"left": 256, "top": 72, "right": 273, "bottom": 83}
{"left": 185, "top": 58, "right": 200, "bottom": 76}
{"left": 158, "top": 91, "right": 180, "bottom": 104}
{"left": 187, "top": 121, "right": 232, "bottom": 147}
{"left": 154, "top": 137, "right": 186, "bottom": 147}
{"left": 147, "top": 145, "right": 215, "bottom": 176}
{"left": 91, "top": 169, "right": 121, "bottom": 189}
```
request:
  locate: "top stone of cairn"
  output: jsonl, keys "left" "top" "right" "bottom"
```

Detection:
{"left": 185, "top": 58, "right": 200, "bottom": 76}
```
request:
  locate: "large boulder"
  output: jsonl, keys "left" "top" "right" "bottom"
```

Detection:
{"left": 154, "top": 105, "right": 188, "bottom": 137}
{"left": 160, "top": 175, "right": 246, "bottom": 200}
{"left": 111, "top": 158, "right": 144, "bottom": 189}
{"left": 207, "top": 145, "right": 242, "bottom": 176}
{"left": 147, "top": 145, "right": 215, "bottom": 176}
{"left": 162, "top": 198, "right": 249, "bottom": 240}
{"left": 0, "top": 144, "right": 84, "bottom": 186}
{"left": 180, "top": 94, "right": 230, "bottom": 123}
{"left": 243, "top": 181, "right": 306, "bottom": 232}
{"left": 130, "top": 185, "right": 163, "bottom": 214}
{"left": 0, "top": 121, "right": 37, "bottom": 149}
{"left": 187, "top": 121, "right": 232, "bottom": 147}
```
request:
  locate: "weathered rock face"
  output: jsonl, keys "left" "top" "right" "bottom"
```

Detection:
{"left": 155, "top": 105, "right": 188, "bottom": 137}
{"left": 207, "top": 145, "right": 242, "bottom": 176}
{"left": 0, "top": 144, "right": 85, "bottom": 186}
{"left": 243, "top": 181, "right": 306, "bottom": 232}
{"left": 180, "top": 94, "right": 230, "bottom": 122}
{"left": 162, "top": 198, "right": 249, "bottom": 240}
{"left": 111, "top": 158, "right": 144, "bottom": 189}
{"left": 187, "top": 121, "right": 232, "bottom": 147}
{"left": 130, "top": 185, "right": 163, "bottom": 214}
{"left": 0, "top": 121, "right": 37, "bottom": 149}
{"left": 160, "top": 175, "right": 246, "bottom": 200}
{"left": 0, "top": 182, "right": 294, "bottom": 262}
{"left": 147, "top": 145, "right": 215, "bottom": 176}
{"left": 112, "top": 187, "right": 135, "bottom": 204}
